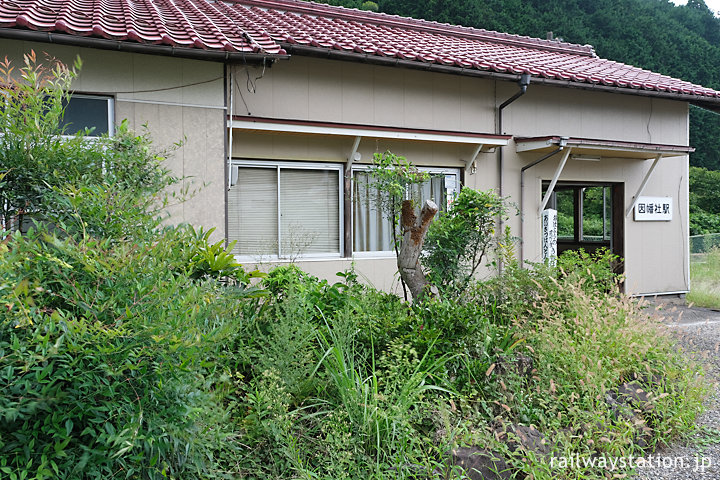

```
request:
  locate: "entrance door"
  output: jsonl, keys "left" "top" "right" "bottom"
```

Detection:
{"left": 543, "top": 182, "right": 624, "bottom": 271}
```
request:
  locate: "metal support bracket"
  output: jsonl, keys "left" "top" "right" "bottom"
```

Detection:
{"left": 465, "top": 144, "right": 484, "bottom": 174}
{"left": 346, "top": 136, "right": 362, "bottom": 168}
{"left": 625, "top": 153, "right": 663, "bottom": 217}
{"left": 538, "top": 147, "right": 572, "bottom": 216}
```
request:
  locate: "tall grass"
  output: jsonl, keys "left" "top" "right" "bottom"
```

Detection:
{"left": 688, "top": 246, "right": 720, "bottom": 309}
{"left": 226, "top": 262, "right": 708, "bottom": 479}
{"left": 315, "top": 322, "right": 452, "bottom": 474}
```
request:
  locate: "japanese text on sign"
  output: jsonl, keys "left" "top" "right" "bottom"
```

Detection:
{"left": 542, "top": 209, "right": 558, "bottom": 265}
{"left": 634, "top": 196, "right": 672, "bottom": 221}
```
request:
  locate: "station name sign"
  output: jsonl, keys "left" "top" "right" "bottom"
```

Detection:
{"left": 634, "top": 196, "right": 672, "bottom": 221}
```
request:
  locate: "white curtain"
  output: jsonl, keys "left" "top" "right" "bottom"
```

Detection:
{"left": 353, "top": 171, "right": 394, "bottom": 252}
{"left": 410, "top": 175, "right": 449, "bottom": 212}
{"left": 353, "top": 171, "right": 456, "bottom": 253}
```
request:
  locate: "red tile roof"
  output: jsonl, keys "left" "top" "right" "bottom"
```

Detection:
{"left": 1, "top": 0, "right": 719, "bottom": 101}
{"left": 0, "top": 0, "right": 283, "bottom": 53}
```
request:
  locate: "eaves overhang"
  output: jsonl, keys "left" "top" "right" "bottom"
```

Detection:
{"left": 514, "top": 135, "right": 694, "bottom": 159}
{"left": 230, "top": 115, "right": 511, "bottom": 146}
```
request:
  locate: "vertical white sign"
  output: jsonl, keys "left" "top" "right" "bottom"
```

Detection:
{"left": 542, "top": 209, "right": 558, "bottom": 266}
{"left": 444, "top": 175, "right": 458, "bottom": 211}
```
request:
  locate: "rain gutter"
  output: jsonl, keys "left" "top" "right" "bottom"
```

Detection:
{"left": 0, "top": 28, "right": 286, "bottom": 64}
{"left": 495, "top": 73, "right": 530, "bottom": 273}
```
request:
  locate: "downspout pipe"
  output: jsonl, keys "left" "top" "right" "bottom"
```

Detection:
{"left": 496, "top": 72, "right": 531, "bottom": 273}
{"left": 519, "top": 145, "right": 565, "bottom": 266}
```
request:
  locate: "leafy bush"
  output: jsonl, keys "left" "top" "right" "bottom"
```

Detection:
{"left": 690, "top": 209, "right": 720, "bottom": 235}
{"left": 690, "top": 167, "right": 720, "bottom": 234}
{"left": 0, "top": 52, "right": 177, "bottom": 238}
{"left": 0, "top": 225, "right": 258, "bottom": 479}
{"left": 360, "top": 1, "right": 379, "bottom": 12}
{"left": 0, "top": 51, "right": 82, "bottom": 232}
{"left": 0, "top": 53, "right": 256, "bottom": 479}
{"left": 556, "top": 247, "right": 622, "bottom": 293}
{"left": 423, "top": 187, "right": 509, "bottom": 295}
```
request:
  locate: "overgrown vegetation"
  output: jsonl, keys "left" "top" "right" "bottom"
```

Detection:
{"left": 225, "top": 252, "right": 704, "bottom": 478}
{"left": 688, "top": 246, "right": 720, "bottom": 308}
{"left": 690, "top": 166, "right": 720, "bottom": 234}
{"left": 0, "top": 52, "right": 262, "bottom": 479}
{"left": 0, "top": 55, "right": 707, "bottom": 479}
{"left": 423, "top": 187, "right": 510, "bottom": 295}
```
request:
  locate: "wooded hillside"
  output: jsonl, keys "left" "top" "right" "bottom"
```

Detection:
{"left": 330, "top": 0, "right": 720, "bottom": 171}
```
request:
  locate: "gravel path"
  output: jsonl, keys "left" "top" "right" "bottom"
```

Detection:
{"left": 633, "top": 300, "right": 720, "bottom": 479}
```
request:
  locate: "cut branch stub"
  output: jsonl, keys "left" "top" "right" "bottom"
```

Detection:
{"left": 397, "top": 199, "right": 438, "bottom": 301}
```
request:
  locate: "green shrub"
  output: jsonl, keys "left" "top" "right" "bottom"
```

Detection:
{"left": 360, "top": 1, "right": 379, "bottom": 12}
{"left": 0, "top": 53, "right": 258, "bottom": 479}
{"left": 556, "top": 247, "right": 621, "bottom": 293}
{"left": 423, "top": 187, "right": 510, "bottom": 296}
{"left": 690, "top": 209, "right": 720, "bottom": 235}
{"left": 0, "top": 226, "right": 254, "bottom": 479}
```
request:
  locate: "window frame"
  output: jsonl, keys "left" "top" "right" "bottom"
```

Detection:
{"left": 350, "top": 165, "right": 461, "bottom": 258}
{"left": 229, "top": 159, "right": 344, "bottom": 261}
{"left": 59, "top": 94, "right": 115, "bottom": 138}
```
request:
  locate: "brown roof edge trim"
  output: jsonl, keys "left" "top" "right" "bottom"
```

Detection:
{"left": 515, "top": 135, "right": 695, "bottom": 153}
{"left": 230, "top": 114, "right": 512, "bottom": 140}
{"left": 0, "top": 28, "right": 288, "bottom": 63}
{"left": 284, "top": 44, "right": 720, "bottom": 106}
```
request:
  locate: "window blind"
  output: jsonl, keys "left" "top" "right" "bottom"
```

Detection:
{"left": 280, "top": 169, "right": 340, "bottom": 255}
{"left": 228, "top": 167, "right": 278, "bottom": 256}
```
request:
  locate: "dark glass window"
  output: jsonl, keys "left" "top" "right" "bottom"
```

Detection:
{"left": 60, "top": 95, "right": 112, "bottom": 136}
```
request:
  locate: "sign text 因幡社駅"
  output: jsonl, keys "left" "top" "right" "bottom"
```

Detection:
{"left": 634, "top": 196, "right": 672, "bottom": 221}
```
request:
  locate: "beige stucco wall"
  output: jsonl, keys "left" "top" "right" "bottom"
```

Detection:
{"left": 0, "top": 39, "right": 226, "bottom": 239}
{"left": 233, "top": 57, "right": 495, "bottom": 132}
{"left": 519, "top": 154, "right": 690, "bottom": 295}
{"left": 232, "top": 57, "right": 690, "bottom": 295}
